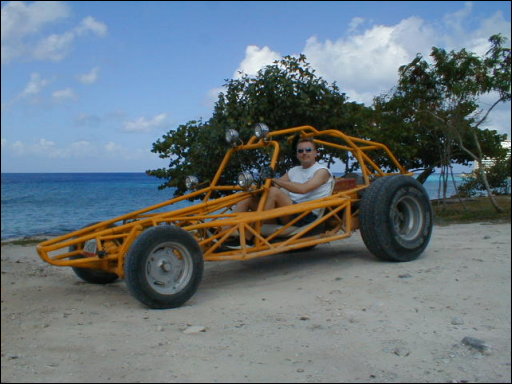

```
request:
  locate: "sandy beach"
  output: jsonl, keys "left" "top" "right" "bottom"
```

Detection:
{"left": 1, "top": 222, "right": 510, "bottom": 383}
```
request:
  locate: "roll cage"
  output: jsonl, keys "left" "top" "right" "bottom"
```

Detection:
{"left": 36, "top": 125, "right": 411, "bottom": 278}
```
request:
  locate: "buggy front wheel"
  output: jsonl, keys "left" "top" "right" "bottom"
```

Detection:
{"left": 124, "top": 225, "right": 204, "bottom": 309}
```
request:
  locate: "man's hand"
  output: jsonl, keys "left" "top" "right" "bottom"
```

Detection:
{"left": 259, "top": 166, "right": 275, "bottom": 180}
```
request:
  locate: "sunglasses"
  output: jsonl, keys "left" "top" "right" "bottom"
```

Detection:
{"left": 297, "top": 147, "right": 314, "bottom": 154}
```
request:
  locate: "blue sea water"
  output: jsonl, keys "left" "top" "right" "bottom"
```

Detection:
{"left": 0, "top": 173, "right": 189, "bottom": 240}
{"left": 1, "top": 172, "right": 464, "bottom": 240}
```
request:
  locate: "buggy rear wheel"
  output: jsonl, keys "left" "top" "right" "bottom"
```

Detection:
{"left": 359, "top": 175, "right": 433, "bottom": 262}
{"left": 124, "top": 225, "right": 204, "bottom": 309}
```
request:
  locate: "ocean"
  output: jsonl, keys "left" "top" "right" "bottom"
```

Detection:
{"left": 1, "top": 172, "right": 464, "bottom": 240}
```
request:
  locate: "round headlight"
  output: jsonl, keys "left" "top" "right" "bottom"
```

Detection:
{"left": 225, "top": 129, "right": 240, "bottom": 146}
{"left": 185, "top": 175, "right": 199, "bottom": 190}
{"left": 254, "top": 123, "right": 270, "bottom": 139}
{"left": 237, "top": 171, "right": 254, "bottom": 189}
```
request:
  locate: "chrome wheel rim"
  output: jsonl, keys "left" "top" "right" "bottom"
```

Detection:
{"left": 391, "top": 195, "right": 424, "bottom": 241}
{"left": 145, "top": 242, "right": 193, "bottom": 295}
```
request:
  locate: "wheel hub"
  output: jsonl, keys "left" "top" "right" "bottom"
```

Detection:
{"left": 145, "top": 243, "right": 192, "bottom": 294}
{"left": 392, "top": 195, "right": 423, "bottom": 241}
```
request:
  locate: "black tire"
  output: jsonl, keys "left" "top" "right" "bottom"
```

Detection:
{"left": 70, "top": 254, "right": 119, "bottom": 284}
{"left": 69, "top": 222, "right": 119, "bottom": 284}
{"left": 124, "top": 225, "right": 204, "bottom": 309}
{"left": 359, "top": 175, "right": 433, "bottom": 262}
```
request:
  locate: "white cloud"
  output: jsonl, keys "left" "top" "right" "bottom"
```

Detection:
{"left": 303, "top": 16, "right": 437, "bottom": 104}
{"left": 475, "top": 94, "right": 511, "bottom": 136}
{"left": 1, "top": 2, "right": 107, "bottom": 64}
{"left": 442, "top": 1, "right": 473, "bottom": 36}
{"left": 1, "top": 1, "right": 70, "bottom": 63}
{"left": 69, "top": 140, "right": 94, "bottom": 157}
{"left": 11, "top": 140, "right": 25, "bottom": 156}
{"left": 1, "top": 1, "right": 70, "bottom": 36}
{"left": 37, "top": 138, "right": 60, "bottom": 157}
{"left": 234, "top": 45, "right": 281, "bottom": 78}
{"left": 77, "top": 66, "right": 100, "bottom": 84}
{"left": 32, "top": 30, "right": 75, "bottom": 61}
{"left": 203, "top": 86, "right": 226, "bottom": 110}
{"left": 105, "top": 141, "right": 123, "bottom": 153}
{"left": 52, "top": 88, "right": 77, "bottom": 101}
{"left": 7, "top": 138, "right": 96, "bottom": 159}
{"left": 440, "top": 4, "right": 511, "bottom": 55}
{"left": 103, "top": 141, "right": 148, "bottom": 160}
{"left": 1, "top": 137, "right": 158, "bottom": 171}
{"left": 221, "top": 3, "right": 510, "bottom": 138}
{"left": 9, "top": 138, "right": 59, "bottom": 157}
{"left": 75, "top": 113, "right": 101, "bottom": 126}
{"left": 20, "top": 73, "right": 51, "bottom": 98}
{"left": 123, "top": 113, "right": 169, "bottom": 133}
{"left": 348, "top": 17, "right": 366, "bottom": 33}
{"left": 3, "top": 137, "right": 155, "bottom": 163}
{"left": 9, "top": 73, "right": 77, "bottom": 106}
{"left": 302, "top": 5, "right": 509, "bottom": 114}
{"left": 76, "top": 16, "right": 108, "bottom": 37}
{"left": 477, "top": 10, "right": 511, "bottom": 43}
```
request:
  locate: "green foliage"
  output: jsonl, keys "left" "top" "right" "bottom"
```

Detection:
{"left": 147, "top": 36, "right": 510, "bottom": 202}
{"left": 147, "top": 55, "right": 364, "bottom": 196}
{"left": 147, "top": 119, "right": 228, "bottom": 195}
{"left": 372, "top": 34, "right": 510, "bottom": 185}
{"left": 458, "top": 154, "right": 512, "bottom": 196}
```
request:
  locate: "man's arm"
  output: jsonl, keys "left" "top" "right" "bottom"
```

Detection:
{"left": 272, "top": 169, "right": 330, "bottom": 194}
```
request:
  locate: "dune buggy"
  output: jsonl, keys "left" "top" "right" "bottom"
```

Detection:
{"left": 36, "top": 124, "right": 433, "bottom": 309}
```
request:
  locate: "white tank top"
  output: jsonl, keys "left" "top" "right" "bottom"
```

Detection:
{"left": 287, "top": 162, "right": 333, "bottom": 216}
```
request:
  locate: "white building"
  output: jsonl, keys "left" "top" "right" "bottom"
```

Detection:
{"left": 473, "top": 139, "right": 511, "bottom": 171}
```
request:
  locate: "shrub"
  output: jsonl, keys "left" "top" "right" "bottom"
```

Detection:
{"left": 458, "top": 155, "right": 511, "bottom": 196}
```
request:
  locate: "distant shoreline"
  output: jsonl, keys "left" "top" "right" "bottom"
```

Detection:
{"left": 0, "top": 172, "right": 152, "bottom": 179}
{"left": 0, "top": 171, "right": 472, "bottom": 174}
{"left": 1, "top": 236, "right": 53, "bottom": 245}
{"left": 1, "top": 172, "right": 467, "bottom": 240}
{"left": 0, "top": 218, "right": 481, "bottom": 244}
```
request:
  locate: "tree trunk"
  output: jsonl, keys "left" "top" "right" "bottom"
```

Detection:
{"left": 416, "top": 167, "right": 435, "bottom": 184}
{"left": 475, "top": 162, "right": 504, "bottom": 213}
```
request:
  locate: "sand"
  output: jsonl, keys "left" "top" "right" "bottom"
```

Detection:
{"left": 1, "top": 222, "right": 511, "bottom": 383}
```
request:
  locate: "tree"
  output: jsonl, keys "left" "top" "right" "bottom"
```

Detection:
{"left": 147, "top": 55, "right": 359, "bottom": 196}
{"left": 374, "top": 34, "right": 510, "bottom": 211}
{"left": 458, "top": 153, "right": 511, "bottom": 196}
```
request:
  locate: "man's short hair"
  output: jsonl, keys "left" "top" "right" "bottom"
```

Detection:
{"left": 297, "top": 138, "right": 316, "bottom": 149}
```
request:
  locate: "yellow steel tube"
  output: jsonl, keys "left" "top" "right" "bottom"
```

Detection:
{"left": 204, "top": 232, "right": 353, "bottom": 261}
{"left": 36, "top": 124, "right": 413, "bottom": 270}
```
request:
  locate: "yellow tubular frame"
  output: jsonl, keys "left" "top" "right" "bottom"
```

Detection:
{"left": 36, "top": 125, "right": 411, "bottom": 277}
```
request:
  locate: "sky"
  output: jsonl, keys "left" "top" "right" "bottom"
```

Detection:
{"left": 1, "top": 1, "right": 511, "bottom": 173}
